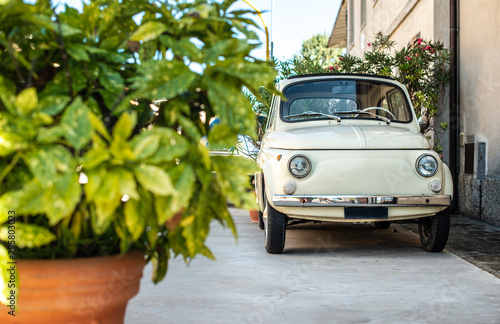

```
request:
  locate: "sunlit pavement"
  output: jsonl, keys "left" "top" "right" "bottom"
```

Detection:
{"left": 125, "top": 208, "right": 500, "bottom": 324}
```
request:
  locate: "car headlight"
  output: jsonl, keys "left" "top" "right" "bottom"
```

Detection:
{"left": 416, "top": 154, "right": 438, "bottom": 177}
{"left": 288, "top": 155, "right": 311, "bottom": 178}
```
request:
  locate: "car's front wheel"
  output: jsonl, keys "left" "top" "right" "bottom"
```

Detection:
{"left": 418, "top": 208, "right": 450, "bottom": 252}
{"left": 264, "top": 200, "right": 287, "bottom": 254}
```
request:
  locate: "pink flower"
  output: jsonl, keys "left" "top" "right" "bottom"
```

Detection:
{"left": 329, "top": 66, "right": 334, "bottom": 71}
{"left": 406, "top": 56, "right": 411, "bottom": 60}
{"left": 339, "top": 56, "right": 343, "bottom": 61}
{"left": 417, "top": 38, "right": 422, "bottom": 45}
{"left": 367, "top": 42, "right": 371, "bottom": 47}
{"left": 425, "top": 45, "right": 431, "bottom": 51}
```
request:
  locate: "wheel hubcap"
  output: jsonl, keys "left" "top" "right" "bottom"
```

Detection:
{"left": 421, "top": 218, "right": 432, "bottom": 240}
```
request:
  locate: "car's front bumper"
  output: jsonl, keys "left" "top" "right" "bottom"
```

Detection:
{"left": 273, "top": 195, "right": 451, "bottom": 207}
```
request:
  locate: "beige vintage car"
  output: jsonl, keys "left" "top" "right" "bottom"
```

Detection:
{"left": 255, "top": 74, "right": 453, "bottom": 254}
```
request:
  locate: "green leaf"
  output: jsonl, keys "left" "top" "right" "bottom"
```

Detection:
{"left": 67, "top": 44, "right": 90, "bottom": 62}
{"left": 24, "top": 148, "right": 57, "bottom": 185}
{"left": 116, "top": 168, "right": 140, "bottom": 200}
{"left": 93, "top": 169, "right": 122, "bottom": 233}
{"left": 174, "top": 164, "right": 196, "bottom": 208}
{"left": 36, "top": 125, "right": 65, "bottom": 144}
{"left": 208, "top": 123, "right": 238, "bottom": 148}
{"left": 112, "top": 111, "right": 137, "bottom": 140}
{"left": 0, "top": 223, "right": 56, "bottom": 249}
{"left": 13, "top": 180, "right": 46, "bottom": 216}
{"left": 124, "top": 199, "right": 146, "bottom": 241}
{"left": 0, "top": 75, "right": 16, "bottom": 114}
{"left": 151, "top": 246, "right": 169, "bottom": 284}
{"left": 81, "top": 146, "right": 111, "bottom": 169}
{"left": 59, "top": 23, "right": 82, "bottom": 37}
{"left": 60, "top": 97, "right": 91, "bottom": 151}
{"left": 39, "top": 95, "right": 71, "bottom": 116}
{"left": 15, "top": 87, "right": 38, "bottom": 116}
{"left": 131, "top": 132, "right": 161, "bottom": 160}
{"left": 88, "top": 111, "right": 112, "bottom": 141}
{"left": 24, "top": 146, "right": 75, "bottom": 185}
{"left": 130, "top": 21, "right": 167, "bottom": 42}
{"left": 84, "top": 166, "right": 105, "bottom": 202}
{"left": 110, "top": 136, "right": 135, "bottom": 161}
{"left": 45, "top": 173, "right": 81, "bottom": 225}
{"left": 99, "top": 64, "right": 125, "bottom": 93}
{"left": 212, "top": 155, "right": 257, "bottom": 209}
{"left": 134, "top": 165, "right": 174, "bottom": 196}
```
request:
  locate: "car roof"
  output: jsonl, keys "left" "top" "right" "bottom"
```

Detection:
{"left": 287, "top": 73, "right": 394, "bottom": 81}
{"left": 278, "top": 73, "right": 402, "bottom": 91}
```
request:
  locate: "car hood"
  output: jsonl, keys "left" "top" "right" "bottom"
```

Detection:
{"left": 267, "top": 125, "right": 429, "bottom": 150}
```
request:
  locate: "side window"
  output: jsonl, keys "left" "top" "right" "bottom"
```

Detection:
{"left": 388, "top": 91, "right": 409, "bottom": 121}
{"left": 266, "top": 96, "right": 278, "bottom": 131}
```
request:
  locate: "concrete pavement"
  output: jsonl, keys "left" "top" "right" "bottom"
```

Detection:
{"left": 125, "top": 208, "right": 500, "bottom": 324}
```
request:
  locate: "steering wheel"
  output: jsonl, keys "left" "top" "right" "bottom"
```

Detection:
{"left": 360, "top": 107, "right": 396, "bottom": 119}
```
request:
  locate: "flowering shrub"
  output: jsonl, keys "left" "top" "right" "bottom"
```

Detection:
{"left": 262, "top": 32, "right": 451, "bottom": 151}
{"left": 337, "top": 33, "right": 450, "bottom": 119}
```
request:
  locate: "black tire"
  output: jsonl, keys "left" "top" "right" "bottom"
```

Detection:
{"left": 264, "top": 200, "right": 287, "bottom": 254}
{"left": 258, "top": 211, "right": 264, "bottom": 230}
{"left": 374, "top": 221, "right": 391, "bottom": 229}
{"left": 418, "top": 208, "right": 450, "bottom": 252}
{"left": 258, "top": 177, "right": 266, "bottom": 230}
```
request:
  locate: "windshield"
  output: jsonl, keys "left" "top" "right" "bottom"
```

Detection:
{"left": 281, "top": 79, "right": 412, "bottom": 123}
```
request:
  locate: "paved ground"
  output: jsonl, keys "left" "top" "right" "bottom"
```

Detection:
{"left": 403, "top": 216, "right": 500, "bottom": 278}
{"left": 125, "top": 208, "right": 500, "bottom": 324}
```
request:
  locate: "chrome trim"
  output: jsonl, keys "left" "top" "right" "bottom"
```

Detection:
{"left": 273, "top": 195, "right": 451, "bottom": 207}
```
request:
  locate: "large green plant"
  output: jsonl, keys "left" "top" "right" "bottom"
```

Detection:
{"left": 0, "top": 0, "right": 276, "bottom": 305}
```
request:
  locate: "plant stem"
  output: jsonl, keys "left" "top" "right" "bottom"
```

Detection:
{"left": 0, "top": 151, "right": 21, "bottom": 189}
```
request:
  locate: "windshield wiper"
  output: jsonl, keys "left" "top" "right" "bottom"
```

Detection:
{"left": 335, "top": 110, "right": 391, "bottom": 124}
{"left": 285, "top": 111, "right": 341, "bottom": 122}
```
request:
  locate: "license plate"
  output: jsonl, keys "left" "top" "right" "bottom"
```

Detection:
{"left": 344, "top": 207, "right": 388, "bottom": 219}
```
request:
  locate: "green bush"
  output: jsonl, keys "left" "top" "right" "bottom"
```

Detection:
{"left": 255, "top": 32, "right": 451, "bottom": 150}
{"left": 0, "top": 0, "right": 276, "bottom": 304}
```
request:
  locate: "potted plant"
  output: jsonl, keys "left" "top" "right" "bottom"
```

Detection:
{"left": 0, "top": 0, "right": 276, "bottom": 322}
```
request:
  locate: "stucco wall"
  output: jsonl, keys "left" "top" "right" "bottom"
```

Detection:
{"left": 348, "top": 0, "right": 452, "bottom": 164}
{"left": 459, "top": 0, "right": 500, "bottom": 176}
{"left": 457, "top": 0, "right": 500, "bottom": 226}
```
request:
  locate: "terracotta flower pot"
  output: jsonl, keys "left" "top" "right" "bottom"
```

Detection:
{"left": 0, "top": 251, "right": 145, "bottom": 324}
{"left": 249, "top": 209, "right": 259, "bottom": 223}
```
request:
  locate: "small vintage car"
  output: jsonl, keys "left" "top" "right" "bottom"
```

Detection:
{"left": 255, "top": 74, "right": 453, "bottom": 254}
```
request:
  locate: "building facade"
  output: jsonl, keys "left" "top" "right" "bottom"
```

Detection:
{"left": 328, "top": 0, "right": 500, "bottom": 226}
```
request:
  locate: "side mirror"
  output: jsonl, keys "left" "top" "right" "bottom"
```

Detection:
{"left": 418, "top": 115, "right": 428, "bottom": 133}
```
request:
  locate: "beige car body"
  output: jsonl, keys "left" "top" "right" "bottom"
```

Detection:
{"left": 255, "top": 75, "right": 453, "bottom": 223}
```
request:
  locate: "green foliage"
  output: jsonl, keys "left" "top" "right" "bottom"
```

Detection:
{"left": 334, "top": 32, "right": 451, "bottom": 121}
{"left": 298, "top": 33, "right": 343, "bottom": 69}
{"left": 0, "top": 0, "right": 276, "bottom": 301}
{"left": 259, "top": 32, "right": 451, "bottom": 151}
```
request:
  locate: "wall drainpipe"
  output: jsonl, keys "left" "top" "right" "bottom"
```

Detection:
{"left": 449, "top": 0, "right": 460, "bottom": 214}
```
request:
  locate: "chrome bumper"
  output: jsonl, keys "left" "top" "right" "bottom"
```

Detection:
{"left": 273, "top": 195, "right": 451, "bottom": 207}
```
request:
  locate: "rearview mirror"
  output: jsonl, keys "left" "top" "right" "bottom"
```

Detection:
{"left": 418, "top": 115, "right": 429, "bottom": 133}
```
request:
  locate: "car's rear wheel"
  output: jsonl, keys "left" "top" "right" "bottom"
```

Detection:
{"left": 264, "top": 200, "right": 287, "bottom": 254}
{"left": 374, "top": 221, "right": 391, "bottom": 229}
{"left": 418, "top": 208, "right": 450, "bottom": 252}
{"left": 258, "top": 211, "right": 264, "bottom": 230}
